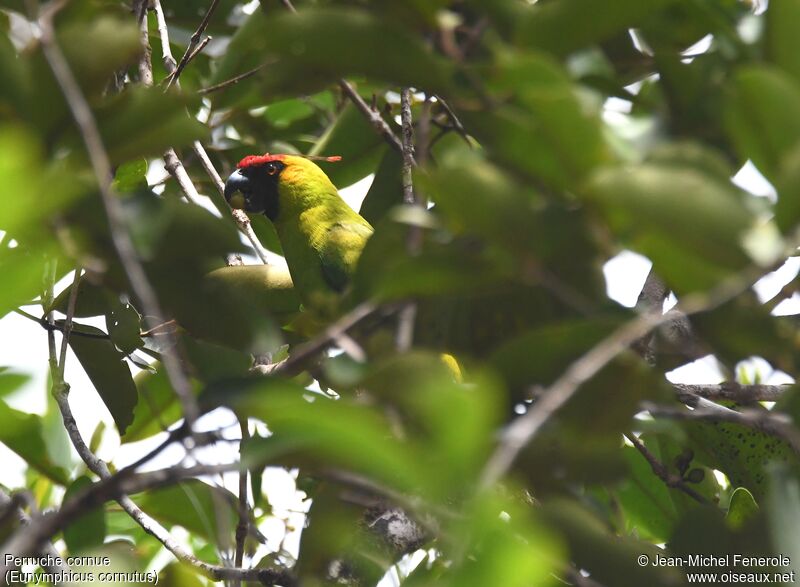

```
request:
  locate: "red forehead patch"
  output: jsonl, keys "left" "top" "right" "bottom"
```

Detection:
{"left": 236, "top": 153, "right": 343, "bottom": 168}
{"left": 236, "top": 153, "right": 285, "bottom": 169}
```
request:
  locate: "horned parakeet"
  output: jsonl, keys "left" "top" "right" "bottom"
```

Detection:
{"left": 224, "top": 154, "right": 373, "bottom": 313}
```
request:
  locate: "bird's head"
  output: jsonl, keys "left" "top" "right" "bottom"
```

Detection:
{"left": 224, "top": 153, "right": 341, "bottom": 221}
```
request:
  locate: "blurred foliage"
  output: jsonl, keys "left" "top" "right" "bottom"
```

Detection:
{"left": 2, "top": 0, "right": 800, "bottom": 585}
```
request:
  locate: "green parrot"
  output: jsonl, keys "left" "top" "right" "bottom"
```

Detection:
{"left": 224, "top": 153, "right": 373, "bottom": 314}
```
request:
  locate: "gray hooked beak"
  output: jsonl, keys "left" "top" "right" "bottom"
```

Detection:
{"left": 224, "top": 169, "right": 250, "bottom": 209}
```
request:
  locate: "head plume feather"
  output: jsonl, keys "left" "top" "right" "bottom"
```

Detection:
{"left": 236, "top": 153, "right": 341, "bottom": 169}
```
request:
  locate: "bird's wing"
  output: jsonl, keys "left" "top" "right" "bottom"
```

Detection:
{"left": 319, "top": 220, "right": 373, "bottom": 292}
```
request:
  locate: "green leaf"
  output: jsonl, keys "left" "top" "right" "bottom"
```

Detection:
{"left": 0, "top": 125, "right": 84, "bottom": 242}
{"left": 309, "top": 102, "right": 386, "bottom": 189}
{"left": 0, "top": 368, "right": 30, "bottom": 398}
{"left": 159, "top": 563, "right": 207, "bottom": 587}
{"left": 205, "top": 377, "right": 424, "bottom": 493}
{"left": 211, "top": 8, "right": 454, "bottom": 98}
{"left": 113, "top": 158, "right": 148, "bottom": 192}
{"left": 439, "top": 493, "right": 561, "bottom": 587}
{"left": 585, "top": 162, "right": 754, "bottom": 291}
{"left": 63, "top": 475, "right": 106, "bottom": 553}
{"left": 60, "top": 16, "right": 141, "bottom": 95}
{"left": 460, "top": 51, "right": 607, "bottom": 189}
{"left": 0, "top": 243, "right": 59, "bottom": 320}
{"left": 724, "top": 66, "right": 800, "bottom": 182}
{"left": 541, "top": 499, "right": 682, "bottom": 587}
{"left": 727, "top": 487, "right": 759, "bottom": 529}
{"left": 360, "top": 353, "right": 504, "bottom": 496}
{"left": 95, "top": 87, "right": 207, "bottom": 164}
{"left": 690, "top": 294, "right": 798, "bottom": 372}
{"left": 359, "top": 149, "right": 403, "bottom": 225}
{"left": 123, "top": 364, "right": 177, "bottom": 444}
{"left": 774, "top": 145, "right": 800, "bottom": 234}
{"left": 0, "top": 399, "right": 69, "bottom": 484}
{"left": 68, "top": 323, "right": 138, "bottom": 435}
{"left": 490, "top": 316, "right": 625, "bottom": 391}
{"left": 181, "top": 337, "right": 252, "bottom": 383}
{"left": 766, "top": 0, "right": 800, "bottom": 84}
{"left": 615, "top": 445, "right": 679, "bottom": 542}
{"left": 515, "top": 0, "right": 676, "bottom": 55}
{"left": 170, "top": 264, "right": 295, "bottom": 352}
{"left": 264, "top": 98, "right": 316, "bottom": 129}
{"left": 133, "top": 479, "right": 243, "bottom": 547}
{"left": 106, "top": 303, "right": 143, "bottom": 355}
{"left": 51, "top": 275, "right": 118, "bottom": 318}
{"left": 766, "top": 466, "right": 800, "bottom": 572}
{"left": 684, "top": 415, "right": 795, "bottom": 501}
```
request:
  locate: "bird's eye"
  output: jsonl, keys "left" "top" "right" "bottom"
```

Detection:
{"left": 265, "top": 162, "right": 279, "bottom": 175}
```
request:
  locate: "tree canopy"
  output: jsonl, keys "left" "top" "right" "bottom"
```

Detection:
{"left": 2, "top": 0, "right": 800, "bottom": 586}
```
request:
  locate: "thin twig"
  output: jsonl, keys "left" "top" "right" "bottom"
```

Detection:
{"left": 0, "top": 489, "right": 68, "bottom": 576}
{"left": 183, "top": 35, "right": 212, "bottom": 70}
{"left": 479, "top": 264, "right": 769, "bottom": 488}
{"left": 322, "top": 469, "right": 453, "bottom": 526}
{"left": 252, "top": 301, "right": 393, "bottom": 377}
{"left": 633, "top": 267, "right": 667, "bottom": 364}
{"left": 395, "top": 88, "right": 418, "bottom": 352}
{"left": 339, "top": 80, "right": 406, "bottom": 156}
{"left": 279, "top": 0, "right": 406, "bottom": 155}
{"left": 433, "top": 94, "right": 470, "bottom": 146}
{"left": 135, "top": 0, "right": 153, "bottom": 86}
{"left": 56, "top": 267, "right": 82, "bottom": 381}
{"left": 623, "top": 433, "right": 708, "bottom": 504}
{"left": 644, "top": 398, "right": 800, "bottom": 455}
{"left": 0, "top": 451, "right": 295, "bottom": 584}
{"left": 152, "top": 0, "right": 176, "bottom": 73}
{"left": 0, "top": 384, "right": 295, "bottom": 584}
{"left": 198, "top": 64, "right": 267, "bottom": 95}
{"left": 15, "top": 227, "right": 273, "bottom": 583}
{"left": 165, "top": 0, "right": 221, "bottom": 89}
{"left": 143, "top": 4, "right": 202, "bottom": 211}
{"left": 38, "top": 0, "right": 201, "bottom": 430}
{"left": 162, "top": 148, "right": 203, "bottom": 204}
{"left": 400, "top": 89, "right": 415, "bottom": 207}
{"left": 193, "top": 141, "right": 271, "bottom": 263}
{"left": 152, "top": 0, "right": 270, "bottom": 264}
{"left": 15, "top": 308, "right": 110, "bottom": 339}
{"left": 233, "top": 418, "right": 250, "bottom": 587}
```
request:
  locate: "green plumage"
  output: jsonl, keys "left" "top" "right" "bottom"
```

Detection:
{"left": 271, "top": 156, "right": 373, "bottom": 311}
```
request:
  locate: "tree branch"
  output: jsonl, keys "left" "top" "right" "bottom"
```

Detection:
{"left": 9, "top": 254, "right": 280, "bottom": 584}
{"left": 164, "top": 0, "right": 221, "bottom": 89}
{"left": 0, "top": 456, "right": 295, "bottom": 584}
{"left": 251, "top": 302, "right": 395, "bottom": 377}
{"left": 672, "top": 382, "right": 790, "bottom": 404}
{"left": 56, "top": 268, "right": 82, "bottom": 373}
{"left": 233, "top": 418, "right": 251, "bottom": 587}
{"left": 645, "top": 397, "right": 800, "bottom": 455}
{"left": 28, "top": 8, "right": 294, "bottom": 583}
{"left": 38, "top": 0, "right": 200, "bottom": 431}
{"left": 277, "top": 0, "right": 406, "bottom": 155}
{"left": 195, "top": 143, "right": 271, "bottom": 264}
{"left": 338, "top": 80, "right": 406, "bottom": 156}
{"left": 433, "top": 94, "right": 470, "bottom": 146}
{"left": 0, "top": 488, "right": 69, "bottom": 576}
{"left": 395, "top": 88, "right": 418, "bottom": 352}
{"left": 135, "top": 0, "right": 153, "bottom": 86}
{"left": 198, "top": 64, "right": 267, "bottom": 95}
{"left": 479, "top": 264, "right": 769, "bottom": 488}
{"left": 151, "top": 0, "right": 270, "bottom": 264}
{"left": 623, "top": 433, "right": 709, "bottom": 504}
